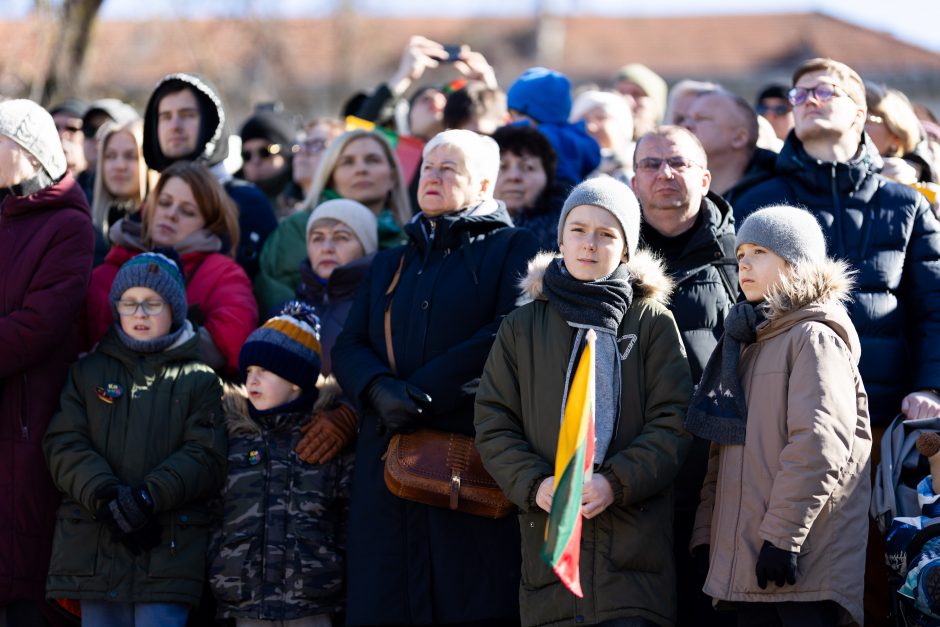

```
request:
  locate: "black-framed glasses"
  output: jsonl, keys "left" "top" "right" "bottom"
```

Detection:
{"left": 636, "top": 156, "right": 702, "bottom": 173}
{"left": 787, "top": 84, "right": 847, "bottom": 106}
{"left": 115, "top": 299, "right": 166, "bottom": 317}
{"left": 241, "top": 144, "right": 282, "bottom": 162}
{"left": 756, "top": 103, "right": 791, "bottom": 116}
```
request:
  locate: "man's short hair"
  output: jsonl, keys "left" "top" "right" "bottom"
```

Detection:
{"left": 704, "top": 89, "right": 760, "bottom": 153}
{"left": 443, "top": 83, "right": 507, "bottom": 131}
{"left": 634, "top": 125, "right": 708, "bottom": 169}
{"left": 792, "top": 58, "right": 866, "bottom": 111}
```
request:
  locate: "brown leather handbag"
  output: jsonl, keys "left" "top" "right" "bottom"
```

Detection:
{"left": 381, "top": 254, "right": 514, "bottom": 519}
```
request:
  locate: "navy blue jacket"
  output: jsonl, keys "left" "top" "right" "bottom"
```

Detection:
{"left": 734, "top": 133, "right": 940, "bottom": 425}
{"left": 332, "top": 200, "right": 537, "bottom": 625}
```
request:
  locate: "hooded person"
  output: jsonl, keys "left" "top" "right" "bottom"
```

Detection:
{"left": 0, "top": 99, "right": 95, "bottom": 617}
{"left": 475, "top": 176, "right": 693, "bottom": 626}
{"left": 688, "top": 206, "right": 871, "bottom": 626}
{"left": 141, "top": 73, "right": 278, "bottom": 279}
{"left": 507, "top": 67, "right": 601, "bottom": 189}
{"left": 238, "top": 110, "right": 298, "bottom": 217}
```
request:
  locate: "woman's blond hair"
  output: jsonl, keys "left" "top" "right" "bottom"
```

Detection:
{"left": 91, "top": 119, "right": 156, "bottom": 239}
{"left": 300, "top": 129, "right": 411, "bottom": 226}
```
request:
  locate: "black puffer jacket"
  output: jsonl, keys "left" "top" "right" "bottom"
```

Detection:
{"left": 734, "top": 132, "right": 940, "bottom": 425}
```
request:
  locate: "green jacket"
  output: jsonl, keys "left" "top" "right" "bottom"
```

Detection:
{"left": 474, "top": 251, "right": 693, "bottom": 627}
{"left": 43, "top": 324, "right": 227, "bottom": 606}
{"left": 254, "top": 205, "right": 405, "bottom": 317}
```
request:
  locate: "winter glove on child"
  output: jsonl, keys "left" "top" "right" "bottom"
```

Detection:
{"left": 366, "top": 376, "right": 432, "bottom": 435}
{"left": 296, "top": 404, "right": 359, "bottom": 464}
{"left": 95, "top": 484, "right": 155, "bottom": 534}
{"left": 755, "top": 540, "right": 798, "bottom": 589}
{"left": 95, "top": 484, "right": 162, "bottom": 554}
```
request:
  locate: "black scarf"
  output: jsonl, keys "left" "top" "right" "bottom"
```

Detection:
{"left": 541, "top": 258, "right": 633, "bottom": 332}
{"left": 684, "top": 301, "right": 766, "bottom": 444}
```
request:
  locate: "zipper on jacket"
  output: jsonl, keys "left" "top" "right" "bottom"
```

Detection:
{"left": 829, "top": 164, "right": 847, "bottom": 258}
{"left": 170, "top": 517, "right": 177, "bottom": 555}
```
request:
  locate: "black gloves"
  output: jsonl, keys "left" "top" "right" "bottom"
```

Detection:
{"left": 95, "top": 484, "right": 162, "bottom": 555}
{"left": 366, "top": 376, "right": 432, "bottom": 435}
{"left": 755, "top": 540, "right": 798, "bottom": 589}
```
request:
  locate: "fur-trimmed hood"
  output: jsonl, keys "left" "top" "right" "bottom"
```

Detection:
{"left": 517, "top": 249, "right": 674, "bottom": 307}
{"left": 759, "top": 258, "right": 860, "bottom": 361}
{"left": 222, "top": 375, "right": 344, "bottom": 436}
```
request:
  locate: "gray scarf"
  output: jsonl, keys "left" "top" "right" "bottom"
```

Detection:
{"left": 684, "top": 302, "right": 765, "bottom": 444}
{"left": 543, "top": 259, "right": 633, "bottom": 463}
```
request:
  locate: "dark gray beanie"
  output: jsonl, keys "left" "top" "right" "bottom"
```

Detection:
{"left": 735, "top": 205, "right": 827, "bottom": 265}
{"left": 558, "top": 176, "right": 640, "bottom": 259}
{"left": 110, "top": 253, "right": 188, "bottom": 329}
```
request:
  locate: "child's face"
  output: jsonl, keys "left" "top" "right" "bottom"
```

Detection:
{"left": 117, "top": 286, "right": 173, "bottom": 341}
{"left": 245, "top": 365, "right": 302, "bottom": 411}
{"left": 559, "top": 204, "right": 627, "bottom": 281}
{"left": 306, "top": 220, "right": 366, "bottom": 280}
{"left": 736, "top": 243, "right": 790, "bottom": 302}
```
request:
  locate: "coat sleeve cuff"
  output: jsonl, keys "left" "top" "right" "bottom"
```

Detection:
{"left": 599, "top": 467, "right": 625, "bottom": 505}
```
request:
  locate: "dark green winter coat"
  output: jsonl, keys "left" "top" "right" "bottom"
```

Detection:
{"left": 43, "top": 324, "right": 227, "bottom": 606}
{"left": 474, "top": 251, "right": 693, "bottom": 627}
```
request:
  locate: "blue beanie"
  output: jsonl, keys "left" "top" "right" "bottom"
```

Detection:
{"left": 110, "top": 252, "right": 187, "bottom": 329}
{"left": 239, "top": 301, "right": 322, "bottom": 392}
{"left": 507, "top": 67, "right": 572, "bottom": 125}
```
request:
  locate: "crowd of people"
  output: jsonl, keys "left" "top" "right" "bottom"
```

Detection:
{"left": 2, "top": 34, "right": 940, "bottom": 627}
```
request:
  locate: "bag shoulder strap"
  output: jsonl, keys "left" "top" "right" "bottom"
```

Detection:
{"left": 384, "top": 253, "right": 406, "bottom": 375}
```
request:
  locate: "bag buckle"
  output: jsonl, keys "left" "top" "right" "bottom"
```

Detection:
{"left": 450, "top": 471, "right": 461, "bottom": 509}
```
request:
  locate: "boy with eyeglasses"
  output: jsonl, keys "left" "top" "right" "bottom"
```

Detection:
{"left": 44, "top": 252, "right": 227, "bottom": 627}
{"left": 733, "top": 57, "right": 940, "bottom": 624}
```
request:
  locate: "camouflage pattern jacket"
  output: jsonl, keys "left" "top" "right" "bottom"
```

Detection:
{"left": 209, "top": 388, "right": 353, "bottom": 621}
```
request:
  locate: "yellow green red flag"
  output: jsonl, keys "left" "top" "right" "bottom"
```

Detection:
{"left": 541, "top": 329, "right": 596, "bottom": 597}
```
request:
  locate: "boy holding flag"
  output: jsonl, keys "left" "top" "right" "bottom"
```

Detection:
{"left": 475, "top": 177, "right": 692, "bottom": 626}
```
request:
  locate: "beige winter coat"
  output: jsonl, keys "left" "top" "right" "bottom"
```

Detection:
{"left": 691, "top": 260, "right": 871, "bottom": 625}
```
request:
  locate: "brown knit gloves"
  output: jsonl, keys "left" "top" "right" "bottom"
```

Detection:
{"left": 296, "top": 404, "right": 359, "bottom": 464}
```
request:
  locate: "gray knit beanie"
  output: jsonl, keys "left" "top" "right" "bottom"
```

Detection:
{"left": 110, "top": 252, "right": 188, "bottom": 329}
{"left": 306, "top": 198, "right": 379, "bottom": 255}
{"left": 735, "top": 205, "right": 827, "bottom": 265}
{"left": 0, "top": 99, "right": 67, "bottom": 180}
{"left": 558, "top": 176, "right": 640, "bottom": 259}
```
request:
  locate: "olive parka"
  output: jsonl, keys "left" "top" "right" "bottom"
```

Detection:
{"left": 474, "top": 251, "right": 693, "bottom": 627}
{"left": 43, "top": 324, "right": 227, "bottom": 606}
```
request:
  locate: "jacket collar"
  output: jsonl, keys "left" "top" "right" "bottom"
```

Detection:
{"left": 518, "top": 248, "right": 673, "bottom": 307}
{"left": 775, "top": 131, "right": 884, "bottom": 203}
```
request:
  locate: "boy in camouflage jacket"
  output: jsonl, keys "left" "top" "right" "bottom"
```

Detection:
{"left": 209, "top": 303, "right": 354, "bottom": 626}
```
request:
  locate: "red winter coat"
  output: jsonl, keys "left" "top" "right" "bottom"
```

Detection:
{"left": 0, "top": 173, "right": 94, "bottom": 603}
{"left": 84, "top": 245, "right": 258, "bottom": 373}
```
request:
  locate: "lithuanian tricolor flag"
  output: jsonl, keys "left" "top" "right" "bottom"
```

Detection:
{"left": 541, "top": 329, "right": 596, "bottom": 597}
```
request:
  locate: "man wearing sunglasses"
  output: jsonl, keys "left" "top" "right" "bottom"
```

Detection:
{"left": 754, "top": 84, "right": 794, "bottom": 141}
{"left": 237, "top": 110, "right": 297, "bottom": 217}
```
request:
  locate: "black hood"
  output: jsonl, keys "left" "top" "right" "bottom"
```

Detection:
{"left": 143, "top": 73, "right": 229, "bottom": 172}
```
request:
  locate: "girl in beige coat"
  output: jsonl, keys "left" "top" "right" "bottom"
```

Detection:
{"left": 686, "top": 205, "right": 871, "bottom": 626}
